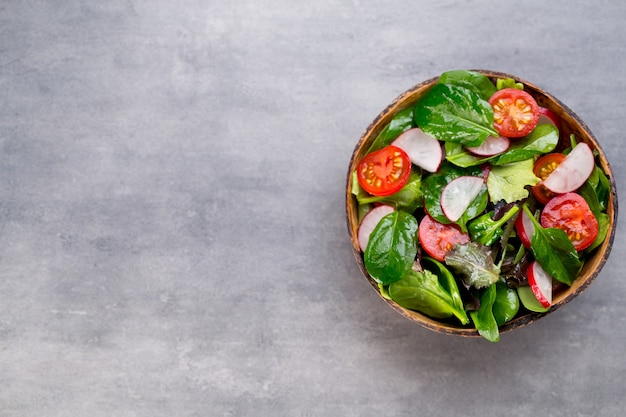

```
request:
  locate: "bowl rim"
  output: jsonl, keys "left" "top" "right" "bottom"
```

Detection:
{"left": 345, "top": 69, "right": 619, "bottom": 337}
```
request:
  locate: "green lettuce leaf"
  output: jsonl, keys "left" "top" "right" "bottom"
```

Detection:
{"left": 487, "top": 159, "right": 540, "bottom": 203}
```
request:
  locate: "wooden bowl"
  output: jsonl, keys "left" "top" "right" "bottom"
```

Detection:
{"left": 345, "top": 70, "right": 618, "bottom": 337}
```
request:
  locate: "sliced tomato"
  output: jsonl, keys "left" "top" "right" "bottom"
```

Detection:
{"left": 531, "top": 153, "right": 566, "bottom": 204}
{"left": 357, "top": 145, "right": 411, "bottom": 197}
{"left": 418, "top": 214, "right": 470, "bottom": 261}
{"left": 489, "top": 88, "right": 540, "bottom": 138}
{"left": 540, "top": 192, "right": 599, "bottom": 251}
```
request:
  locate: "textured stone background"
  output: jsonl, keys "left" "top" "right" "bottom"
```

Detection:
{"left": 1, "top": 1, "right": 625, "bottom": 416}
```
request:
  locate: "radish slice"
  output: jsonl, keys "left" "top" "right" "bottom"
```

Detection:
{"left": 542, "top": 142, "right": 594, "bottom": 194}
{"left": 528, "top": 261, "right": 553, "bottom": 308}
{"left": 391, "top": 128, "right": 442, "bottom": 172}
{"left": 357, "top": 205, "right": 395, "bottom": 252}
{"left": 538, "top": 106, "right": 562, "bottom": 132}
{"left": 440, "top": 176, "right": 484, "bottom": 222}
{"left": 465, "top": 135, "right": 510, "bottom": 156}
{"left": 515, "top": 208, "right": 535, "bottom": 249}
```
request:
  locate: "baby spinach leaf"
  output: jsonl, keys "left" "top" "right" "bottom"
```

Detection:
{"left": 437, "top": 70, "right": 497, "bottom": 101}
{"left": 584, "top": 212, "right": 610, "bottom": 254}
{"left": 445, "top": 141, "right": 494, "bottom": 168}
{"left": 491, "top": 124, "right": 559, "bottom": 165}
{"left": 388, "top": 268, "right": 468, "bottom": 323}
{"left": 414, "top": 84, "right": 498, "bottom": 147}
{"left": 486, "top": 159, "right": 540, "bottom": 203}
{"left": 355, "top": 171, "right": 424, "bottom": 213}
{"left": 422, "top": 257, "right": 469, "bottom": 324}
{"left": 590, "top": 165, "right": 611, "bottom": 212}
{"left": 445, "top": 241, "right": 501, "bottom": 289}
{"left": 522, "top": 205, "right": 582, "bottom": 285}
{"left": 364, "top": 211, "right": 418, "bottom": 285}
{"left": 468, "top": 205, "right": 520, "bottom": 247}
{"left": 367, "top": 107, "right": 414, "bottom": 153}
{"left": 492, "top": 282, "right": 520, "bottom": 326}
{"left": 469, "top": 284, "right": 500, "bottom": 342}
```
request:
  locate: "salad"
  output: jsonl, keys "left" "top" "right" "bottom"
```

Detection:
{"left": 350, "top": 70, "right": 612, "bottom": 342}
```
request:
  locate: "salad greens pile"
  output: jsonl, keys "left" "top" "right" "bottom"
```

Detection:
{"left": 351, "top": 70, "right": 611, "bottom": 342}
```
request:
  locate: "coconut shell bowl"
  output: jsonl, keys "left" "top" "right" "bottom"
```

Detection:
{"left": 345, "top": 69, "right": 618, "bottom": 339}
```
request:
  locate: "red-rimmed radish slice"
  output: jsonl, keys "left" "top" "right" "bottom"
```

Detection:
{"left": 357, "top": 205, "right": 395, "bottom": 252}
{"left": 542, "top": 142, "right": 594, "bottom": 194}
{"left": 515, "top": 208, "right": 535, "bottom": 249}
{"left": 528, "top": 261, "right": 553, "bottom": 308}
{"left": 465, "top": 135, "right": 510, "bottom": 156}
{"left": 538, "top": 106, "right": 562, "bottom": 132}
{"left": 391, "top": 127, "right": 442, "bottom": 172}
{"left": 440, "top": 176, "right": 484, "bottom": 222}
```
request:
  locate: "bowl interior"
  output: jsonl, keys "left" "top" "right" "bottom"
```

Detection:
{"left": 346, "top": 70, "right": 618, "bottom": 337}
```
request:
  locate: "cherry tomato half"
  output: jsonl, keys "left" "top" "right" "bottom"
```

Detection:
{"left": 357, "top": 145, "right": 411, "bottom": 197}
{"left": 489, "top": 88, "right": 540, "bottom": 138}
{"left": 540, "top": 192, "right": 599, "bottom": 251}
{"left": 418, "top": 214, "right": 470, "bottom": 261}
{"left": 531, "top": 153, "right": 566, "bottom": 204}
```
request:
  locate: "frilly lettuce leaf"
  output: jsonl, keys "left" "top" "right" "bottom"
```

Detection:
{"left": 486, "top": 159, "right": 540, "bottom": 203}
{"left": 445, "top": 241, "right": 500, "bottom": 289}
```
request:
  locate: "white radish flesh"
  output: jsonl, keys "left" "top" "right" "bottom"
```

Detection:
{"left": 391, "top": 127, "right": 443, "bottom": 172}
{"left": 357, "top": 205, "right": 395, "bottom": 252}
{"left": 542, "top": 142, "right": 595, "bottom": 194}
{"left": 528, "top": 261, "right": 553, "bottom": 308}
{"left": 465, "top": 135, "right": 510, "bottom": 156}
{"left": 440, "top": 176, "right": 485, "bottom": 222}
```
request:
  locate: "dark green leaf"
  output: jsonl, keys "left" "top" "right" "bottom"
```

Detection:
{"left": 492, "top": 282, "right": 520, "bottom": 326}
{"left": 522, "top": 205, "right": 582, "bottom": 285}
{"left": 356, "top": 171, "right": 424, "bottom": 213}
{"left": 492, "top": 124, "right": 559, "bottom": 165}
{"left": 437, "top": 70, "right": 497, "bottom": 101}
{"left": 595, "top": 165, "right": 611, "bottom": 212}
{"left": 414, "top": 84, "right": 498, "bottom": 147}
{"left": 469, "top": 284, "right": 500, "bottom": 342}
{"left": 367, "top": 107, "right": 414, "bottom": 153}
{"left": 445, "top": 141, "right": 492, "bottom": 168}
{"left": 388, "top": 268, "right": 467, "bottom": 323}
{"left": 364, "top": 211, "right": 418, "bottom": 285}
{"left": 584, "top": 212, "right": 610, "bottom": 254}
{"left": 578, "top": 181, "right": 602, "bottom": 217}
{"left": 422, "top": 257, "right": 469, "bottom": 324}
{"left": 468, "top": 205, "right": 520, "bottom": 247}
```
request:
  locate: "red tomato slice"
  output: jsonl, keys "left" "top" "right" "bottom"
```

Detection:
{"left": 418, "top": 214, "right": 470, "bottom": 261}
{"left": 489, "top": 88, "right": 540, "bottom": 138}
{"left": 531, "top": 153, "right": 566, "bottom": 204}
{"left": 357, "top": 145, "right": 411, "bottom": 197}
{"left": 540, "top": 192, "right": 599, "bottom": 251}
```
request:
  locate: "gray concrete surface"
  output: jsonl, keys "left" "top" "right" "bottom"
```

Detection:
{"left": 1, "top": 1, "right": 625, "bottom": 416}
